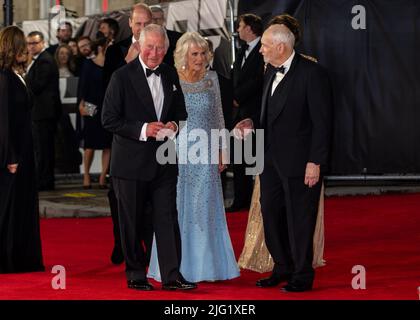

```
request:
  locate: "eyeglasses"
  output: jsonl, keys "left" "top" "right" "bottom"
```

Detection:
{"left": 27, "top": 41, "right": 42, "bottom": 46}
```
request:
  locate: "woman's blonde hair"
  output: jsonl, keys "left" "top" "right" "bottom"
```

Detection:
{"left": 0, "top": 26, "right": 27, "bottom": 70}
{"left": 174, "top": 32, "right": 211, "bottom": 71}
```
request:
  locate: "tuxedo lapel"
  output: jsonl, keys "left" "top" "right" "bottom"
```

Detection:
{"left": 260, "top": 66, "right": 276, "bottom": 126}
{"left": 266, "top": 54, "right": 300, "bottom": 126}
{"left": 241, "top": 42, "right": 261, "bottom": 73}
{"left": 159, "top": 66, "right": 173, "bottom": 123}
{"left": 128, "top": 60, "right": 158, "bottom": 121}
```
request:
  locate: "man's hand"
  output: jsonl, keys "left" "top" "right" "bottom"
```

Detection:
{"left": 156, "top": 122, "right": 177, "bottom": 140}
{"left": 146, "top": 122, "right": 165, "bottom": 138}
{"left": 219, "top": 150, "right": 228, "bottom": 173}
{"left": 7, "top": 163, "right": 18, "bottom": 174}
{"left": 125, "top": 41, "right": 140, "bottom": 64}
{"left": 233, "top": 118, "right": 254, "bottom": 140}
{"left": 233, "top": 99, "right": 240, "bottom": 108}
{"left": 304, "top": 162, "right": 320, "bottom": 188}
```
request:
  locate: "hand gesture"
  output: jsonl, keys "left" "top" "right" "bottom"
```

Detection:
{"left": 125, "top": 41, "right": 140, "bottom": 64}
{"left": 233, "top": 118, "right": 254, "bottom": 140}
{"left": 7, "top": 163, "right": 18, "bottom": 174}
{"left": 304, "top": 162, "right": 320, "bottom": 188}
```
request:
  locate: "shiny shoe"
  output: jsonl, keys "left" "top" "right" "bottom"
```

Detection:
{"left": 281, "top": 281, "right": 313, "bottom": 293}
{"left": 110, "top": 245, "right": 124, "bottom": 265}
{"left": 256, "top": 274, "right": 291, "bottom": 288}
{"left": 127, "top": 279, "right": 154, "bottom": 291}
{"left": 162, "top": 278, "right": 197, "bottom": 291}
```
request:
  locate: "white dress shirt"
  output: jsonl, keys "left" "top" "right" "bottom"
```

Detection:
{"left": 271, "top": 50, "right": 295, "bottom": 95}
{"left": 139, "top": 56, "right": 164, "bottom": 141}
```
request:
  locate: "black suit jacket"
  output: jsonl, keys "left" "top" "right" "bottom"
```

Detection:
{"left": 232, "top": 41, "right": 264, "bottom": 122}
{"left": 25, "top": 50, "right": 61, "bottom": 121}
{"left": 260, "top": 54, "right": 333, "bottom": 177}
{"left": 103, "top": 37, "right": 132, "bottom": 88}
{"left": 164, "top": 29, "right": 182, "bottom": 67}
{"left": 102, "top": 59, "right": 187, "bottom": 181}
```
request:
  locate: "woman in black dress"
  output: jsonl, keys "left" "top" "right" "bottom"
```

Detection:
{"left": 78, "top": 37, "right": 112, "bottom": 188}
{"left": 0, "top": 26, "right": 44, "bottom": 273}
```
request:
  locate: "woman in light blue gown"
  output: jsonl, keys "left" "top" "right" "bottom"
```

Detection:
{"left": 148, "top": 32, "right": 240, "bottom": 282}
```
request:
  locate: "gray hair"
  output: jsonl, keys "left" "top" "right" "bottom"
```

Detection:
{"left": 174, "top": 32, "right": 211, "bottom": 71}
{"left": 268, "top": 24, "right": 295, "bottom": 49}
{"left": 139, "top": 24, "right": 169, "bottom": 50}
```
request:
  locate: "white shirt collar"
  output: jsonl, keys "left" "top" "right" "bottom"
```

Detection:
{"left": 132, "top": 36, "right": 139, "bottom": 44}
{"left": 275, "top": 50, "right": 295, "bottom": 74}
{"left": 246, "top": 36, "right": 261, "bottom": 53}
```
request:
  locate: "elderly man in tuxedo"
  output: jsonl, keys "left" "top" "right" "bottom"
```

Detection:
{"left": 236, "top": 15, "right": 332, "bottom": 292}
{"left": 102, "top": 24, "right": 196, "bottom": 291}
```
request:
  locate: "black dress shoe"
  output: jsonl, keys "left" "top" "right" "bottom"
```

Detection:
{"left": 127, "top": 279, "right": 154, "bottom": 291}
{"left": 162, "top": 278, "right": 197, "bottom": 291}
{"left": 256, "top": 274, "right": 291, "bottom": 287}
{"left": 110, "top": 245, "right": 124, "bottom": 265}
{"left": 281, "top": 282, "right": 312, "bottom": 293}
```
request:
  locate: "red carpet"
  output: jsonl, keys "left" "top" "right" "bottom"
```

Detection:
{"left": 0, "top": 193, "right": 419, "bottom": 300}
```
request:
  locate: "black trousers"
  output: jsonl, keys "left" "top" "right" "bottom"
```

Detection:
{"left": 32, "top": 120, "right": 56, "bottom": 189}
{"left": 108, "top": 177, "right": 153, "bottom": 265}
{"left": 113, "top": 167, "right": 181, "bottom": 283}
{"left": 260, "top": 157, "right": 322, "bottom": 285}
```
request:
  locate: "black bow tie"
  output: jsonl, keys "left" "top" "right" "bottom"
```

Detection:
{"left": 146, "top": 67, "right": 161, "bottom": 77}
{"left": 275, "top": 66, "right": 285, "bottom": 74}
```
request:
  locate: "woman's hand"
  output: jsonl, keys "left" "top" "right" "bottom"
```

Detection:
{"left": 219, "top": 151, "right": 228, "bottom": 173}
{"left": 7, "top": 163, "right": 18, "bottom": 174}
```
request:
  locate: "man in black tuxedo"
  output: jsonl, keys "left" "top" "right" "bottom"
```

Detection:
{"left": 103, "top": 3, "right": 153, "bottom": 266}
{"left": 102, "top": 24, "right": 196, "bottom": 291}
{"left": 26, "top": 31, "right": 61, "bottom": 191}
{"left": 236, "top": 16, "right": 332, "bottom": 292}
{"left": 227, "top": 14, "right": 264, "bottom": 212}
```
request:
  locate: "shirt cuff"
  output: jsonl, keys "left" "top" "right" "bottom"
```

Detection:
{"left": 140, "top": 123, "right": 148, "bottom": 141}
{"left": 167, "top": 121, "right": 178, "bottom": 140}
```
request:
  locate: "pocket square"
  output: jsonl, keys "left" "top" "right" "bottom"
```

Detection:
{"left": 173, "top": 85, "right": 177, "bottom": 91}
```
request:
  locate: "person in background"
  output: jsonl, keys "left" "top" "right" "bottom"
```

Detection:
{"left": 55, "top": 44, "right": 75, "bottom": 77}
{"left": 68, "top": 38, "right": 79, "bottom": 56}
{"left": 147, "top": 32, "right": 239, "bottom": 283}
{"left": 26, "top": 31, "right": 61, "bottom": 191}
{"left": 150, "top": 5, "right": 182, "bottom": 67}
{"left": 0, "top": 26, "right": 44, "bottom": 274}
{"left": 104, "top": 3, "right": 152, "bottom": 85}
{"left": 46, "top": 21, "right": 73, "bottom": 56}
{"left": 74, "top": 36, "right": 93, "bottom": 76}
{"left": 78, "top": 37, "right": 112, "bottom": 189}
{"left": 98, "top": 18, "right": 120, "bottom": 52}
{"left": 228, "top": 14, "right": 264, "bottom": 213}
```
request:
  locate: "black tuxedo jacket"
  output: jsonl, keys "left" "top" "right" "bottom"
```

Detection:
{"left": 102, "top": 59, "right": 187, "bottom": 181}
{"left": 260, "top": 54, "right": 332, "bottom": 177}
{"left": 165, "top": 29, "right": 182, "bottom": 67}
{"left": 232, "top": 41, "right": 264, "bottom": 121}
{"left": 25, "top": 50, "right": 61, "bottom": 121}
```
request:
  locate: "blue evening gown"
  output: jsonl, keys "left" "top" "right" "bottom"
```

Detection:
{"left": 147, "top": 71, "right": 240, "bottom": 282}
